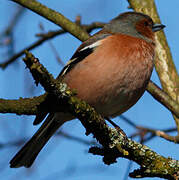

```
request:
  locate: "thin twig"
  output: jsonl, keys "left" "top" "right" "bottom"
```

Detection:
{"left": 0, "top": 6, "right": 25, "bottom": 38}
{"left": 120, "top": 115, "right": 179, "bottom": 143}
{"left": 56, "top": 130, "right": 97, "bottom": 146}
{"left": 38, "top": 23, "right": 64, "bottom": 66}
{"left": 130, "top": 126, "right": 177, "bottom": 143}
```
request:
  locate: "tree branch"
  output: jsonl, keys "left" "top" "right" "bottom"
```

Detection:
{"left": 0, "top": 95, "right": 46, "bottom": 115}
{"left": 0, "top": 6, "right": 25, "bottom": 38}
{"left": 147, "top": 81, "right": 179, "bottom": 118}
{"left": 120, "top": 115, "right": 179, "bottom": 143}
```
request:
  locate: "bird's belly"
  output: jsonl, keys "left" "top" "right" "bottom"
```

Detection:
{"left": 64, "top": 69, "right": 147, "bottom": 118}
{"left": 91, "top": 82, "right": 145, "bottom": 117}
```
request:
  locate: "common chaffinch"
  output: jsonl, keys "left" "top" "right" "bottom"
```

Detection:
{"left": 10, "top": 12, "right": 165, "bottom": 168}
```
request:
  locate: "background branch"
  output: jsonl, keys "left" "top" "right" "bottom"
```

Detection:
{"left": 0, "top": 6, "right": 25, "bottom": 38}
{"left": 147, "top": 81, "right": 179, "bottom": 118}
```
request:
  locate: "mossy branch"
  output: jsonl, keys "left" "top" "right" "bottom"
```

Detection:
{"left": 0, "top": 95, "right": 46, "bottom": 115}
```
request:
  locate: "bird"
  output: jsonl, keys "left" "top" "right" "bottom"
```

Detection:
{"left": 10, "top": 12, "right": 165, "bottom": 168}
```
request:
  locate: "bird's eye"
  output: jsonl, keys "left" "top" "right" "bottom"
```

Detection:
{"left": 144, "top": 21, "right": 149, "bottom": 26}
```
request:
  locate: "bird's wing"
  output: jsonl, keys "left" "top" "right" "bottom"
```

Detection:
{"left": 59, "top": 33, "right": 110, "bottom": 77}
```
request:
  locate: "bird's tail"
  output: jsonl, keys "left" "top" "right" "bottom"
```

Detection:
{"left": 10, "top": 113, "right": 71, "bottom": 168}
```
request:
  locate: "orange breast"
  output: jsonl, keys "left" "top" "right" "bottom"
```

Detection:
{"left": 63, "top": 34, "right": 155, "bottom": 117}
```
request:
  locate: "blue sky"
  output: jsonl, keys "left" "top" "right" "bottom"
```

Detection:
{"left": 0, "top": 0, "right": 178, "bottom": 180}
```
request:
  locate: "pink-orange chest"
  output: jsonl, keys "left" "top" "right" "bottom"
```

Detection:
{"left": 63, "top": 34, "right": 155, "bottom": 116}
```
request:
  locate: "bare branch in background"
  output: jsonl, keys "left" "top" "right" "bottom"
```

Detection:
{"left": 120, "top": 115, "right": 178, "bottom": 143}
{"left": 147, "top": 81, "right": 179, "bottom": 118}
{"left": 0, "top": 6, "right": 25, "bottom": 39}
{"left": 38, "top": 23, "right": 64, "bottom": 66}
{"left": 0, "top": 6, "right": 25, "bottom": 59}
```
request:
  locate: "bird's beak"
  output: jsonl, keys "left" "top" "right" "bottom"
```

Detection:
{"left": 152, "top": 23, "right": 165, "bottom": 32}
